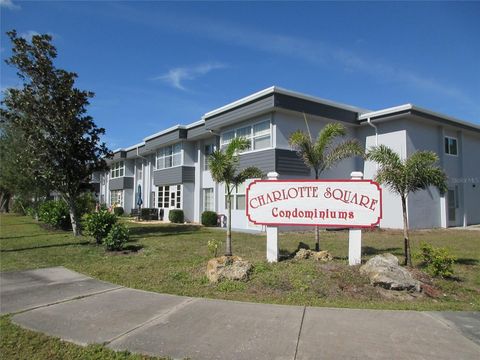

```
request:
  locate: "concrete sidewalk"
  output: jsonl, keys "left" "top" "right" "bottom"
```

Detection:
{"left": 1, "top": 267, "right": 479, "bottom": 360}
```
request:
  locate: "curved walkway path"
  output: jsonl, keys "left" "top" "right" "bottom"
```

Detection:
{"left": 1, "top": 266, "right": 479, "bottom": 360}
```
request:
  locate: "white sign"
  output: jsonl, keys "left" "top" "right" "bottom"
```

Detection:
{"left": 246, "top": 180, "right": 382, "bottom": 228}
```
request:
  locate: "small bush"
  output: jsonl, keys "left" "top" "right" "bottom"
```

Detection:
{"left": 113, "top": 206, "right": 124, "bottom": 216}
{"left": 83, "top": 209, "right": 117, "bottom": 244}
{"left": 140, "top": 208, "right": 158, "bottom": 221}
{"left": 75, "top": 192, "right": 97, "bottom": 216}
{"left": 169, "top": 209, "right": 184, "bottom": 223}
{"left": 201, "top": 211, "right": 217, "bottom": 227}
{"left": 38, "top": 200, "right": 71, "bottom": 230}
{"left": 207, "top": 239, "right": 221, "bottom": 258}
{"left": 415, "top": 242, "right": 457, "bottom": 278}
{"left": 104, "top": 223, "right": 129, "bottom": 251}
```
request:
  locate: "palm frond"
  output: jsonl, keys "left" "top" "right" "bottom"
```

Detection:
{"left": 225, "top": 137, "right": 250, "bottom": 158}
{"left": 323, "top": 139, "right": 364, "bottom": 171}
{"left": 404, "top": 151, "right": 447, "bottom": 194}
{"left": 315, "top": 123, "right": 347, "bottom": 156}
{"left": 233, "top": 166, "right": 264, "bottom": 186}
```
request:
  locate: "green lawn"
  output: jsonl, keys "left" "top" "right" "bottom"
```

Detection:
{"left": 1, "top": 214, "right": 479, "bottom": 311}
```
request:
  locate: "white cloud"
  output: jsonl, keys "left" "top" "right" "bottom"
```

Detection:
{"left": 153, "top": 62, "right": 227, "bottom": 90}
{"left": 0, "top": 0, "right": 21, "bottom": 10}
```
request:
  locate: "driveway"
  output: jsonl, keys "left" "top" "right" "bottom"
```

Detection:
{"left": 1, "top": 267, "right": 479, "bottom": 359}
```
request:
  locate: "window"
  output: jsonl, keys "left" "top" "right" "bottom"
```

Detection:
{"left": 203, "top": 188, "right": 214, "bottom": 211}
{"left": 136, "top": 165, "right": 142, "bottom": 181}
{"left": 110, "top": 190, "right": 123, "bottom": 207}
{"left": 444, "top": 137, "right": 458, "bottom": 156}
{"left": 225, "top": 183, "right": 246, "bottom": 210}
{"left": 157, "top": 185, "right": 182, "bottom": 209}
{"left": 220, "top": 120, "right": 271, "bottom": 152}
{"left": 110, "top": 161, "right": 125, "bottom": 178}
{"left": 156, "top": 143, "right": 182, "bottom": 169}
{"left": 204, "top": 144, "right": 215, "bottom": 170}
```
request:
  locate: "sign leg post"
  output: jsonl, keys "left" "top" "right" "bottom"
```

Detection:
{"left": 349, "top": 171, "right": 363, "bottom": 266}
{"left": 266, "top": 171, "right": 279, "bottom": 263}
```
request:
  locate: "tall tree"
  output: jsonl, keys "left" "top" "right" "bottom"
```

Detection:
{"left": 367, "top": 145, "right": 447, "bottom": 266}
{"left": 208, "top": 137, "right": 263, "bottom": 256}
{"left": 289, "top": 122, "right": 363, "bottom": 251}
{"left": 1, "top": 30, "right": 111, "bottom": 235}
{"left": 0, "top": 119, "right": 50, "bottom": 216}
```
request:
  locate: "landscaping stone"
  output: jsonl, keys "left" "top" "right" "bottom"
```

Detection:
{"left": 206, "top": 256, "right": 252, "bottom": 283}
{"left": 294, "top": 249, "right": 333, "bottom": 262}
{"left": 360, "top": 253, "right": 421, "bottom": 292}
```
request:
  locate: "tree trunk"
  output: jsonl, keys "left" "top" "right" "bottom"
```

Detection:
{"left": 401, "top": 195, "right": 412, "bottom": 266}
{"left": 67, "top": 198, "right": 80, "bottom": 237}
{"left": 225, "top": 190, "right": 232, "bottom": 256}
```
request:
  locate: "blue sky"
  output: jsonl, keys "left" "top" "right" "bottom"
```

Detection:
{"left": 1, "top": 1, "right": 479, "bottom": 150}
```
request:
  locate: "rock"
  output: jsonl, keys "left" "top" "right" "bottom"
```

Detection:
{"left": 294, "top": 249, "right": 333, "bottom": 262}
{"left": 312, "top": 250, "right": 333, "bottom": 262}
{"left": 294, "top": 248, "right": 311, "bottom": 260}
{"left": 360, "top": 253, "right": 421, "bottom": 292}
{"left": 206, "top": 256, "right": 252, "bottom": 283}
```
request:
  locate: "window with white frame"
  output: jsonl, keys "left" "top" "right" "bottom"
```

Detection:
{"left": 156, "top": 143, "right": 182, "bottom": 169}
{"left": 110, "top": 161, "right": 125, "bottom": 178}
{"left": 225, "top": 182, "right": 246, "bottom": 210}
{"left": 157, "top": 185, "right": 182, "bottom": 209}
{"left": 110, "top": 190, "right": 123, "bottom": 207}
{"left": 203, "top": 188, "right": 214, "bottom": 211}
{"left": 220, "top": 120, "right": 271, "bottom": 152}
{"left": 444, "top": 137, "right": 458, "bottom": 156}
{"left": 204, "top": 144, "right": 215, "bottom": 170}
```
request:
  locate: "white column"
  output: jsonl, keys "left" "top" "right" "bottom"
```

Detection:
{"left": 349, "top": 171, "right": 363, "bottom": 266}
{"left": 266, "top": 171, "right": 279, "bottom": 263}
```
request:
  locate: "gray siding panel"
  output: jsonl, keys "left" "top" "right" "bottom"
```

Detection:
{"left": 274, "top": 93, "right": 358, "bottom": 124}
{"left": 239, "top": 149, "right": 275, "bottom": 175}
{"left": 112, "top": 151, "right": 127, "bottom": 160}
{"left": 187, "top": 124, "right": 208, "bottom": 139}
{"left": 145, "top": 129, "right": 187, "bottom": 151}
{"left": 275, "top": 149, "right": 310, "bottom": 176}
{"left": 205, "top": 95, "right": 274, "bottom": 130}
{"left": 153, "top": 166, "right": 195, "bottom": 186}
{"left": 109, "top": 177, "right": 134, "bottom": 190}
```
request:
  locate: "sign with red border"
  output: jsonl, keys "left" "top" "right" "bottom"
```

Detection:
{"left": 246, "top": 179, "right": 382, "bottom": 228}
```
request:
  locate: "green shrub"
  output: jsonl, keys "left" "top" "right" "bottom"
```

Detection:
{"left": 207, "top": 239, "right": 221, "bottom": 258}
{"left": 104, "top": 223, "right": 129, "bottom": 251}
{"left": 169, "top": 209, "right": 184, "bottom": 223}
{"left": 75, "top": 192, "right": 97, "bottom": 216}
{"left": 415, "top": 242, "right": 457, "bottom": 278}
{"left": 113, "top": 206, "right": 124, "bottom": 216}
{"left": 83, "top": 209, "right": 117, "bottom": 244}
{"left": 140, "top": 208, "right": 158, "bottom": 221}
{"left": 201, "top": 211, "right": 217, "bottom": 227}
{"left": 38, "top": 200, "right": 71, "bottom": 230}
{"left": 11, "top": 197, "right": 32, "bottom": 215}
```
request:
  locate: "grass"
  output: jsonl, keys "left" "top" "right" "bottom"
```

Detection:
{"left": 1, "top": 214, "right": 479, "bottom": 312}
{"left": 0, "top": 316, "right": 165, "bottom": 360}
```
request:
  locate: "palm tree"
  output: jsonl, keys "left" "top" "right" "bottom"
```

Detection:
{"left": 208, "top": 137, "right": 263, "bottom": 256}
{"left": 367, "top": 145, "right": 447, "bottom": 266}
{"left": 289, "top": 122, "right": 363, "bottom": 251}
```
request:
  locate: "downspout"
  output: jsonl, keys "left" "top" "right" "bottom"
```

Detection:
{"left": 366, "top": 117, "right": 378, "bottom": 146}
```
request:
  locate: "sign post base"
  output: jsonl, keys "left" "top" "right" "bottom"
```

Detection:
{"left": 266, "top": 171, "right": 279, "bottom": 262}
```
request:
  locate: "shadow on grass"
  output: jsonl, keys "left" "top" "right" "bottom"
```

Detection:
{"left": 1, "top": 241, "right": 91, "bottom": 253}
{"left": 128, "top": 225, "right": 201, "bottom": 237}
{"left": 0, "top": 233, "right": 69, "bottom": 240}
{"left": 456, "top": 258, "right": 479, "bottom": 266}
{"left": 362, "top": 246, "right": 403, "bottom": 256}
{"left": 123, "top": 244, "right": 144, "bottom": 252}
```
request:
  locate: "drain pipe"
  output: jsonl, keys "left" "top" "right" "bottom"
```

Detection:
{"left": 367, "top": 117, "right": 378, "bottom": 146}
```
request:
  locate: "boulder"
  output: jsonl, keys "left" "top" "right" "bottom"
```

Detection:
{"left": 206, "top": 256, "right": 252, "bottom": 283}
{"left": 294, "top": 248, "right": 311, "bottom": 260}
{"left": 360, "top": 253, "right": 421, "bottom": 292}
{"left": 312, "top": 250, "right": 333, "bottom": 262}
{"left": 294, "top": 249, "right": 333, "bottom": 262}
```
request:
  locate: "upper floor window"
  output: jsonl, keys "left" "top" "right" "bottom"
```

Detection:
{"left": 220, "top": 120, "right": 271, "bottom": 152}
{"left": 110, "top": 161, "right": 125, "bottom": 178}
{"left": 156, "top": 143, "right": 182, "bottom": 169}
{"left": 444, "top": 137, "right": 458, "bottom": 156}
{"left": 204, "top": 144, "right": 215, "bottom": 170}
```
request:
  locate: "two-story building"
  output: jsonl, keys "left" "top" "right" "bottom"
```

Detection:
{"left": 94, "top": 86, "right": 480, "bottom": 230}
